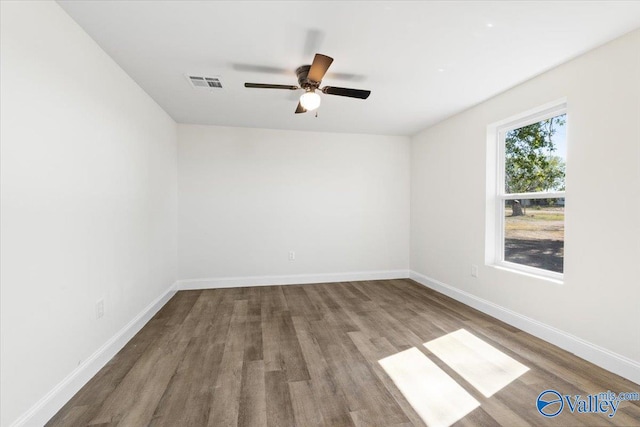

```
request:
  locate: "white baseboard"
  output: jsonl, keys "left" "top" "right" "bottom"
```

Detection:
{"left": 409, "top": 270, "right": 640, "bottom": 385}
{"left": 10, "top": 282, "right": 178, "bottom": 427}
{"left": 178, "top": 270, "right": 410, "bottom": 290}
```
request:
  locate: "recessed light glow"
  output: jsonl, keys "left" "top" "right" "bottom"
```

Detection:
{"left": 486, "top": 23, "right": 494, "bottom": 28}
{"left": 438, "top": 68, "right": 445, "bottom": 72}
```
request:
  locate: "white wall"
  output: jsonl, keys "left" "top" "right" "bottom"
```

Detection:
{"left": 178, "top": 125, "right": 410, "bottom": 282}
{"left": 0, "top": 2, "right": 178, "bottom": 426}
{"left": 411, "top": 29, "right": 640, "bottom": 370}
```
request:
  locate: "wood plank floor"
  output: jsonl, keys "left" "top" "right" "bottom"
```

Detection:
{"left": 47, "top": 279, "right": 640, "bottom": 426}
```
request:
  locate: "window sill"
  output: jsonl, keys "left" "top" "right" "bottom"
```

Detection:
{"left": 490, "top": 262, "right": 564, "bottom": 285}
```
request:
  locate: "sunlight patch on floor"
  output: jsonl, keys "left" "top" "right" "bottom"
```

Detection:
{"left": 424, "top": 329, "right": 529, "bottom": 397}
{"left": 379, "top": 347, "right": 480, "bottom": 427}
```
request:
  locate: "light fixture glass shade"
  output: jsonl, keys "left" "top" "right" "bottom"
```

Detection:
{"left": 300, "top": 91, "right": 321, "bottom": 111}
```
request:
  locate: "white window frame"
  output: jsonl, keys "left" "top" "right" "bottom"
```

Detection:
{"left": 486, "top": 100, "right": 567, "bottom": 282}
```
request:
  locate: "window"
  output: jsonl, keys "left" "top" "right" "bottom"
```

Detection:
{"left": 487, "top": 101, "right": 567, "bottom": 281}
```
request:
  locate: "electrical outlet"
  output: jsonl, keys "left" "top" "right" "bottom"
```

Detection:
{"left": 289, "top": 251, "right": 296, "bottom": 261}
{"left": 96, "top": 299, "right": 104, "bottom": 319}
{"left": 471, "top": 265, "right": 478, "bottom": 278}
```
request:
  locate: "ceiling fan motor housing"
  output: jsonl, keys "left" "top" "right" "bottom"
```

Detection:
{"left": 296, "top": 65, "right": 319, "bottom": 90}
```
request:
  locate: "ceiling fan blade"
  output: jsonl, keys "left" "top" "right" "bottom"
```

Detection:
{"left": 325, "top": 71, "right": 366, "bottom": 82}
{"left": 244, "top": 83, "right": 299, "bottom": 90}
{"left": 233, "top": 64, "right": 292, "bottom": 75}
{"left": 321, "top": 86, "right": 371, "bottom": 99}
{"left": 295, "top": 102, "right": 307, "bottom": 114}
{"left": 307, "top": 54, "right": 333, "bottom": 82}
{"left": 303, "top": 29, "right": 325, "bottom": 57}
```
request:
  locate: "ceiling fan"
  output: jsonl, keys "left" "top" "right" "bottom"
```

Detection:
{"left": 244, "top": 53, "right": 371, "bottom": 114}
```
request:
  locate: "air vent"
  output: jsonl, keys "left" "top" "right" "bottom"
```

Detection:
{"left": 186, "top": 75, "right": 223, "bottom": 89}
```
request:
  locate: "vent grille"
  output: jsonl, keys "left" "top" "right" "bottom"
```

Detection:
{"left": 187, "top": 75, "right": 223, "bottom": 89}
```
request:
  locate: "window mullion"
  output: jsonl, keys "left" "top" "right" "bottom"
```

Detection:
{"left": 503, "top": 191, "right": 565, "bottom": 200}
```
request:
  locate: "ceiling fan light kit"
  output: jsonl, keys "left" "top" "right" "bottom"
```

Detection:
{"left": 300, "top": 90, "right": 321, "bottom": 111}
{"left": 244, "top": 53, "right": 371, "bottom": 114}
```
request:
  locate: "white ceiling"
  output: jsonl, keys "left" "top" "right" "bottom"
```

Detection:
{"left": 57, "top": 1, "right": 640, "bottom": 136}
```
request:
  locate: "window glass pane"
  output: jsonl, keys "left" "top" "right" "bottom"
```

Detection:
{"left": 504, "top": 198, "right": 564, "bottom": 273}
{"left": 505, "top": 114, "right": 567, "bottom": 194}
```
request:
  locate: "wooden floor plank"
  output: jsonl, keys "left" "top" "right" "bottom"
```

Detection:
{"left": 262, "top": 310, "right": 310, "bottom": 381}
{"left": 243, "top": 287, "right": 264, "bottom": 362}
{"left": 207, "top": 300, "right": 248, "bottom": 427}
{"left": 265, "top": 370, "right": 295, "bottom": 427}
{"left": 47, "top": 279, "right": 640, "bottom": 427}
{"left": 289, "top": 380, "right": 325, "bottom": 427}
{"left": 282, "top": 285, "right": 323, "bottom": 320}
{"left": 348, "top": 331, "right": 426, "bottom": 427}
{"left": 237, "top": 360, "right": 267, "bottom": 427}
{"left": 291, "top": 315, "right": 355, "bottom": 427}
